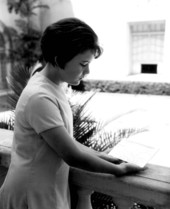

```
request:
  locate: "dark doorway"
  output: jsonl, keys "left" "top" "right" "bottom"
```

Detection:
{"left": 141, "top": 64, "right": 157, "bottom": 74}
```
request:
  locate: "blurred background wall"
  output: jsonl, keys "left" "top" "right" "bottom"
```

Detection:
{"left": 0, "top": 0, "right": 170, "bottom": 84}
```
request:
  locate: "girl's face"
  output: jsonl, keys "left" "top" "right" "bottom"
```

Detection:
{"left": 60, "top": 50, "right": 94, "bottom": 85}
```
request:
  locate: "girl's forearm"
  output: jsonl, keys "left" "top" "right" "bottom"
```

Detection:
{"left": 75, "top": 140, "right": 121, "bottom": 164}
{"left": 71, "top": 148, "right": 125, "bottom": 176}
{"left": 73, "top": 140, "right": 144, "bottom": 176}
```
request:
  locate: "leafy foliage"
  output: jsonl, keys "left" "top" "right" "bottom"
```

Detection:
{"left": 83, "top": 79, "right": 170, "bottom": 96}
{"left": 7, "top": 63, "right": 31, "bottom": 109}
{"left": 0, "top": 110, "right": 15, "bottom": 130}
{"left": 6, "top": 0, "right": 48, "bottom": 68}
{"left": 71, "top": 91, "right": 100, "bottom": 144}
{"left": 7, "top": 0, "right": 49, "bottom": 16}
{"left": 10, "top": 24, "right": 42, "bottom": 68}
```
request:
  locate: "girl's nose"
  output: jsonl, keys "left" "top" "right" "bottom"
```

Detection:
{"left": 85, "top": 66, "right": 90, "bottom": 75}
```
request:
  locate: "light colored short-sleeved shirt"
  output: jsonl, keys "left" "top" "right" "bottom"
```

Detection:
{"left": 0, "top": 73, "right": 73, "bottom": 209}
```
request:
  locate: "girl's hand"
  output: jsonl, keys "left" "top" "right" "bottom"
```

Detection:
{"left": 99, "top": 152, "right": 123, "bottom": 164}
{"left": 121, "top": 162, "right": 146, "bottom": 176}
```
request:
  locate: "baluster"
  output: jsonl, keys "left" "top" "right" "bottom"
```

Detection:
{"left": 76, "top": 187, "right": 93, "bottom": 209}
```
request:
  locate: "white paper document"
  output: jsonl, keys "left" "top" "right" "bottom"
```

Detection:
{"left": 0, "top": 129, "right": 13, "bottom": 148}
{"left": 109, "top": 139, "right": 159, "bottom": 167}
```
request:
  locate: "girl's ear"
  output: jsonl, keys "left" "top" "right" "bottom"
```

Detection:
{"left": 54, "top": 56, "right": 63, "bottom": 69}
{"left": 54, "top": 56, "right": 59, "bottom": 67}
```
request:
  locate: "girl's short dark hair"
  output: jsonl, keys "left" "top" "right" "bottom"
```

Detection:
{"left": 40, "top": 17, "right": 102, "bottom": 68}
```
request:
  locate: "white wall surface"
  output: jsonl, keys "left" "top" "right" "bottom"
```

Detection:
{"left": 1, "top": 0, "right": 170, "bottom": 80}
{"left": 38, "top": 0, "right": 75, "bottom": 31}
{"left": 71, "top": 0, "right": 170, "bottom": 80}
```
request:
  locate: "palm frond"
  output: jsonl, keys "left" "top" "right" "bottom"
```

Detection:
{"left": 88, "top": 127, "right": 148, "bottom": 152}
{"left": 69, "top": 90, "right": 102, "bottom": 145}
{"left": 7, "top": 63, "right": 31, "bottom": 109}
{"left": 7, "top": 0, "right": 49, "bottom": 17}
{"left": 0, "top": 110, "right": 15, "bottom": 130}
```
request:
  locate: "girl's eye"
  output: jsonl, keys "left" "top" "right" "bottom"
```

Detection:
{"left": 80, "top": 63, "right": 88, "bottom": 67}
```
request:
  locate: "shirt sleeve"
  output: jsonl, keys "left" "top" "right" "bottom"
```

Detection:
{"left": 25, "top": 92, "right": 64, "bottom": 134}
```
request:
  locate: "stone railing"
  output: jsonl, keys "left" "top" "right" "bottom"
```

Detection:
{"left": 1, "top": 129, "right": 170, "bottom": 209}
{"left": 70, "top": 165, "right": 170, "bottom": 209}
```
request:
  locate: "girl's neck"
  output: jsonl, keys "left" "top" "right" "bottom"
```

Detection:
{"left": 40, "top": 63, "right": 64, "bottom": 86}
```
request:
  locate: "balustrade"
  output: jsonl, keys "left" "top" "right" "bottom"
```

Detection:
{"left": 0, "top": 129, "right": 170, "bottom": 209}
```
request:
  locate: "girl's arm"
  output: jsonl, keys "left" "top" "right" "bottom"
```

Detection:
{"left": 41, "top": 126, "right": 144, "bottom": 176}
{"left": 74, "top": 140, "right": 122, "bottom": 164}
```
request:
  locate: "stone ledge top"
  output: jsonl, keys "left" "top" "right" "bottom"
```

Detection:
{"left": 0, "top": 129, "right": 13, "bottom": 155}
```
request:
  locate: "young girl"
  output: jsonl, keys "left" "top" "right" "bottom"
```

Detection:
{"left": 0, "top": 17, "right": 143, "bottom": 209}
